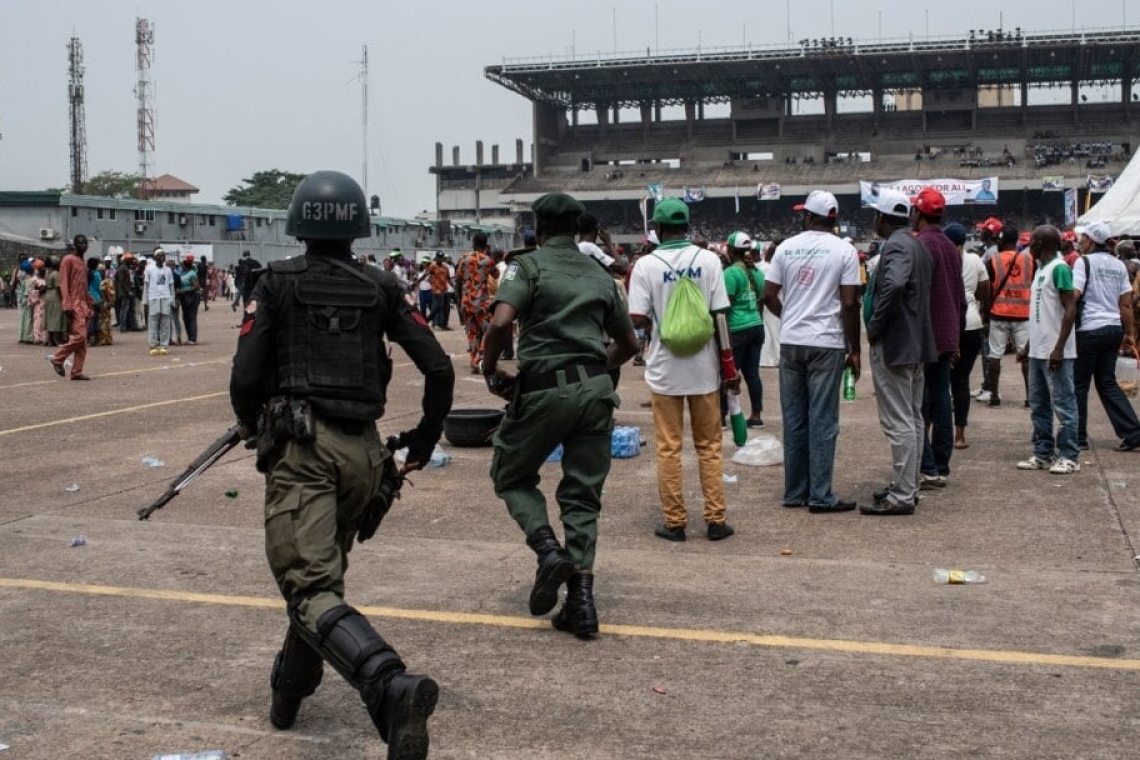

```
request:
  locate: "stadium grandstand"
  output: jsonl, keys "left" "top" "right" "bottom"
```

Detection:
{"left": 432, "top": 26, "right": 1140, "bottom": 244}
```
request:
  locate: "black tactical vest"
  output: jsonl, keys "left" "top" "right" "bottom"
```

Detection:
{"left": 269, "top": 255, "right": 392, "bottom": 422}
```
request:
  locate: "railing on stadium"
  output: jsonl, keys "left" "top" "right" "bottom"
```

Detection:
{"left": 492, "top": 27, "right": 1140, "bottom": 71}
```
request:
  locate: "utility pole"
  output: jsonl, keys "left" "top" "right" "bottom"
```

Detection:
{"left": 135, "top": 18, "right": 155, "bottom": 200}
{"left": 68, "top": 37, "right": 88, "bottom": 195}
{"left": 360, "top": 45, "right": 369, "bottom": 201}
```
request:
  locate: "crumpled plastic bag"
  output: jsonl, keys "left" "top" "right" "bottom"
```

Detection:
{"left": 731, "top": 434, "right": 783, "bottom": 466}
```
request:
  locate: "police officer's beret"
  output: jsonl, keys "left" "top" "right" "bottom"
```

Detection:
{"left": 652, "top": 197, "right": 690, "bottom": 224}
{"left": 531, "top": 193, "right": 585, "bottom": 218}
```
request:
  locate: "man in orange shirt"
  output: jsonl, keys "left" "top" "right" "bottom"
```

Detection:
{"left": 50, "top": 235, "right": 94, "bottom": 380}
{"left": 454, "top": 233, "right": 498, "bottom": 373}
{"left": 426, "top": 251, "right": 453, "bottom": 330}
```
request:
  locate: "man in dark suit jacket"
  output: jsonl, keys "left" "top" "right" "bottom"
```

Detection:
{"left": 863, "top": 189, "right": 937, "bottom": 515}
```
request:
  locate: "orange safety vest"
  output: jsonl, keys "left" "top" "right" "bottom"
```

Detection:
{"left": 989, "top": 250, "right": 1035, "bottom": 320}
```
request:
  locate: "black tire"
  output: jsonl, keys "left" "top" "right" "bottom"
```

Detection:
{"left": 443, "top": 408, "right": 505, "bottom": 447}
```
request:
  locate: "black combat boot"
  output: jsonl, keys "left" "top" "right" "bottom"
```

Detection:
{"left": 293, "top": 606, "right": 439, "bottom": 760}
{"left": 366, "top": 672, "right": 440, "bottom": 760}
{"left": 552, "top": 572, "right": 599, "bottom": 640}
{"left": 269, "top": 627, "right": 323, "bottom": 729}
{"left": 525, "top": 525, "right": 575, "bottom": 616}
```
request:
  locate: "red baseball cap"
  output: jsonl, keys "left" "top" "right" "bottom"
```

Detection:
{"left": 1061, "top": 229, "right": 1078, "bottom": 242}
{"left": 975, "top": 217, "right": 1003, "bottom": 234}
{"left": 911, "top": 187, "right": 946, "bottom": 217}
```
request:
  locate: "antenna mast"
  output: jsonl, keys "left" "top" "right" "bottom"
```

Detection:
{"left": 135, "top": 18, "right": 155, "bottom": 199}
{"left": 361, "top": 45, "right": 369, "bottom": 200}
{"left": 68, "top": 37, "right": 88, "bottom": 195}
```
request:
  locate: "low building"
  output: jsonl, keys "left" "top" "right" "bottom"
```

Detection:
{"left": 0, "top": 192, "right": 514, "bottom": 272}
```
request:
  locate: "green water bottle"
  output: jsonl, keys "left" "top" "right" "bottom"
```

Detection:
{"left": 842, "top": 367, "right": 856, "bottom": 402}
{"left": 727, "top": 392, "right": 748, "bottom": 446}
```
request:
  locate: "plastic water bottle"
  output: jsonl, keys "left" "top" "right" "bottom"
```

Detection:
{"left": 141, "top": 456, "right": 165, "bottom": 468}
{"left": 726, "top": 393, "right": 748, "bottom": 446}
{"left": 427, "top": 445, "right": 452, "bottom": 468}
{"left": 149, "top": 752, "right": 228, "bottom": 760}
{"left": 611, "top": 426, "right": 641, "bottom": 458}
{"left": 842, "top": 367, "right": 856, "bottom": 402}
{"left": 933, "top": 568, "right": 986, "bottom": 584}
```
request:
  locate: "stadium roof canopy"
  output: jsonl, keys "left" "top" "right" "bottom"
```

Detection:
{"left": 485, "top": 28, "right": 1140, "bottom": 108}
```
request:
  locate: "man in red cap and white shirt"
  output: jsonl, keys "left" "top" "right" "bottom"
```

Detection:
{"left": 763, "top": 190, "right": 862, "bottom": 513}
{"left": 912, "top": 188, "right": 965, "bottom": 488}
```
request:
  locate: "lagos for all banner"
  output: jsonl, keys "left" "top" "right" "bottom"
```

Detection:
{"left": 859, "top": 177, "right": 999, "bottom": 206}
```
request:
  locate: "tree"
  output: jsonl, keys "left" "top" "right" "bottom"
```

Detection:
{"left": 224, "top": 170, "right": 307, "bottom": 209}
{"left": 80, "top": 170, "right": 140, "bottom": 198}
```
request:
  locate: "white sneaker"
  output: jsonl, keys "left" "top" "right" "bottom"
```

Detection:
{"left": 975, "top": 390, "right": 992, "bottom": 403}
{"left": 1017, "top": 455, "right": 1053, "bottom": 470}
{"left": 1049, "top": 458, "right": 1081, "bottom": 474}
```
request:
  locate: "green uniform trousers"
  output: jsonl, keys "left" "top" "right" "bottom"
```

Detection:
{"left": 490, "top": 369, "right": 618, "bottom": 571}
{"left": 264, "top": 417, "right": 388, "bottom": 634}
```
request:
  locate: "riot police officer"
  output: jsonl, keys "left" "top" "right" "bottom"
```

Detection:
{"left": 230, "top": 170, "right": 454, "bottom": 759}
{"left": 481, "top": 192, "right": 639, "bottom": 639}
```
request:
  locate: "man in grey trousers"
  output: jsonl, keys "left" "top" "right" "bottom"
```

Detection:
{"left": 862, "top": 189, "right": 937, "bottom": 515}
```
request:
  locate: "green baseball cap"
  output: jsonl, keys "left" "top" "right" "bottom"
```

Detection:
{"left": 652, "top": 197, "right": 690, "bottom": 224}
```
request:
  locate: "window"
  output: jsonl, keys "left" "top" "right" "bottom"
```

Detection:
{"left": 71, "top": 207, "right": 78, "bottom": 218}
{"left": 109, "top": 209, "right": 117, "bottom": 220}
{"left": 256, "top": 218, "right": 263, "bottom": 227}
{"left": 134, "top": 209, "right": 155, "bottom": 222}
{"left": 209, "top": 215, "right": 216, "bottom": 226}
{"left": 168, "top": 212, "right": 176, "bottom": 223}
{"left": 96, "top": 208, "right": 104, "bottom": 220}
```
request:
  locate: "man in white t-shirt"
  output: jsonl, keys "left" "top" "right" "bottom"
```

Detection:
{"left": 1070, "top": 220, "right": 1140, "bottom": 451}
{"left": 1016, "top": 225, "right": 1079, "bottom": 473}
{"left": 628, "top": 197, "right": 736, "bottom": 542}
{"left": 577, "top": 213, "right": 629, "bottom": 275}
{"left": 762, "top": 190, "right": 862, "bottom": 512}
{"left": 144, "top": 248, "right": 174, "bottom": 355}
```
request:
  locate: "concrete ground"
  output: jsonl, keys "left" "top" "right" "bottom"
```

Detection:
{"left": 1, "top": 302, "right": 1138, "bottom": 760}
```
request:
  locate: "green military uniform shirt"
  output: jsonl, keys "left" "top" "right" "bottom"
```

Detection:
{"left": 494, "top": 236, "right": 634, "bottom": 375}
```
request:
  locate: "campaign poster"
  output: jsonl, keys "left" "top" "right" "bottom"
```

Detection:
{"left": 860, "top": 177, "right": 999, "bottom": 206}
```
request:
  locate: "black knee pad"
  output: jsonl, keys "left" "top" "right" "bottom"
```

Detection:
{"left": 291, "top": 605, "right": 405, "bottom": 691}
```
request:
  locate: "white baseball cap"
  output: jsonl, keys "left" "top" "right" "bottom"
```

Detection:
{"left": 869, "top": 188, "right": 912, "bottom": 219}
{"left": 1075, "top": 220, "right": 1112, "bottom": 244}
{"left": 794, "top": 190, "right": 838, "bottom": 218}
{"left": 726, "top": 231, "right": 753, "bottom": 249}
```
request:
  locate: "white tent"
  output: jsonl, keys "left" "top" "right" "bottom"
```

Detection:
{"left": 1079, "top": 151, "right": 1140, "bottom": 236}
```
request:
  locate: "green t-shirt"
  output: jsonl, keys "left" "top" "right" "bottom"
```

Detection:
{"left": 493, "top": 235, "right": 634, "bottom": 375}
{"left": 723, "top": 263, "right": 764, "bottom": 332}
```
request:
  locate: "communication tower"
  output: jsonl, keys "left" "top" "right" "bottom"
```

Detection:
{"left": 135, "top": 18, "right": 155, "bottom": 199}
{"left": 68, "top": 37, "right": 88, "bottom": 195}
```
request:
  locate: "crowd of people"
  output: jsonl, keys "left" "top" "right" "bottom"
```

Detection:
{"left": 4, "top": 243, "right": 266, "bottom": 377}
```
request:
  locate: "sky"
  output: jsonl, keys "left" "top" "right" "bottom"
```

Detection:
{"left": 0, "top": 0, "right": 1134, "bottom": 218}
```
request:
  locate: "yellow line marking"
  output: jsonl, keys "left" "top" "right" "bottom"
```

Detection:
{"left": 0, "top": 393, "right": 228, "bottom": 436}
{"left": 0, "top": 355, "right": 455, "bottom": 437}
{"left": 0, "top": 358, "right": 229, "bottom": 390}
{"left": 2, "top": 577, "right": 1137, "bottom": 672}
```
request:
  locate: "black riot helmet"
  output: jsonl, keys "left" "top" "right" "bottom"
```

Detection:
{"left": 285, "top": 170, "right": 372, "bottom": 240}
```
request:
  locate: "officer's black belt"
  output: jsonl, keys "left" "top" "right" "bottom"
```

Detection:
{"left": 325, "top": 417, "right": 369, "bottom": 436}
{"left": 519, "top": 363, "right": 609, "bottom": 395}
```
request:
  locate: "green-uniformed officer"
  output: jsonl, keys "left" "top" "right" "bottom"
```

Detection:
{"left": 481, "top": 192, "right": 639, "bottom": 639}
{"left": 230, "top": 170, "right": 454, "bottom": 760}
